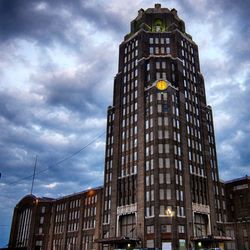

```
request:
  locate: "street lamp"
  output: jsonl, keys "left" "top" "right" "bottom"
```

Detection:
{"left": 165, "top": 208, "right": 174, "bottom": 250}
{"left": 166, "top": 208, "right": 174, "bottom": 217}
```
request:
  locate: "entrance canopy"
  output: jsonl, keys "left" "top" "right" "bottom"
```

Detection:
{"left": 191, "top": 235, "right": 233, "bottom": 242}
{"left": 96, "top": 236, "right": 141, "bottom": 245}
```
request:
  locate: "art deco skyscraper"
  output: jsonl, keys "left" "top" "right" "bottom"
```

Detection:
{"left": 100, "top": 4, "right": 226, "bottom": 250}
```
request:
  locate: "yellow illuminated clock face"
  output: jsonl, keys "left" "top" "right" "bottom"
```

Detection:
{"left": 156, "top": 80, "right": 168, "bottom": 91}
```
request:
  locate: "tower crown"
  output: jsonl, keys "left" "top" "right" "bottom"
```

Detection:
{"left": 125, "top": 4, "right": 185, "bottom": 40}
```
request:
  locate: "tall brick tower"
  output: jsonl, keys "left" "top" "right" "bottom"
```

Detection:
{"left": 100, "top": 4, "right": 226, "bottom": 250}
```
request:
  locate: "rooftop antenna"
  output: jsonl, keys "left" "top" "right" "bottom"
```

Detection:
{"left": 31, "top": 156, "right": 37, "bottom": 195}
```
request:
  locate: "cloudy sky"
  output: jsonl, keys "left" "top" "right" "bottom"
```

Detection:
{"left": 0, "top": 0, "right": 249, "bottom": 246}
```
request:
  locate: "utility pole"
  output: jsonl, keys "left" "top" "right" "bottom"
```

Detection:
{"left": 30, "top": 156, "right": 37, "bottom": 195}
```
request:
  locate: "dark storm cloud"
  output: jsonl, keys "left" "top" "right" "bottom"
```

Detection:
{"left": 34, "top": 58, "right": 113, "bottom": 116}
{"left": 0, "top": 0, "right": 70, "bottom": 45}
{"left": 75, "top": 1, "right": 127, "bottom": 34}
{"left": 211, "top": 0, "right": 250, "bottom": 70}
{"left": 0, "top": 84, "right": 106, "bottom": 188}
{"left": 214, "top": 82, "right": 250, "bottom": 179}
{"left": 0, "top": 90, "right": 39, "bottom": 128}
{"left": 0, "top": 0, "right": 126, "bottom": 46}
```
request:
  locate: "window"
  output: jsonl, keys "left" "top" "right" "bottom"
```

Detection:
{"left": 38, "top": 227, "right": 43, "bottom": 234}
{"left": 147, "top": 63, "right": 150, "bottom": 71}
{"left": 40, "top": 216, "right": 44, "bottom": 224}
{"left": 194, "top": 213, "right": 208, "bottom": 237}
{"left": 166, "top": 189, "right": 171, "bottom": 200}
{"left": 41, "top": 206, "right": 46, "bottom": 213}
{"left": 146, "top": 240, "right": 154, "bottom": 248}
{"left": 159, "top": 173, "right": 164, "bottom": 184}
{"left": 36, "top": 240, "right": 43, "bottom": 247}
{"left": 166, "top": 173, "right": 171, "bottom": 184}
{"left": 165, "top": 144, "right": 169, "bottom": 153}
{"left": 147, "top": 225, "right": 154, "bottom": 234}
{"left": 159, "top": 144, "right": 163, "bottom": 154}
{"left": 178, "top": 225, "right": 185, "bottom": 233}
{"left": 163, "top": 104, "right": 168, "bottom": 112}
{"left": 160, "top": 205, "right": 165, "bottom": 215}
{"left": 164, "top": 117, "right": 168, "bottom": 126}
{"left": 165, "top": 158, "right": 170, "bottom": 168}
{"left": 119, "top": 214, "right": 136, "bottom": 237}
{"left": 160, "top": 189, "right": 164, "bottom": 200}
{"left": 161, "top": 224, "right": 171, "bottom": 233}
{"left": 158, "top": 130, "right": 163, "bottom": 139}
